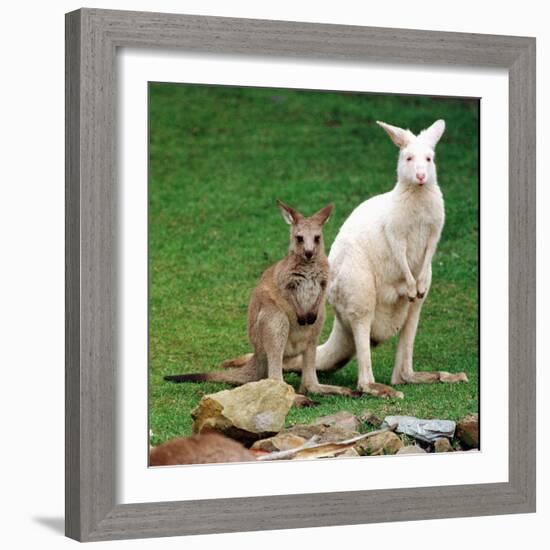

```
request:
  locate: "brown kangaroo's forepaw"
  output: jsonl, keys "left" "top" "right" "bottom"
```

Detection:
{"left": 358, "top": 383, "right": 404, "bottom": 399}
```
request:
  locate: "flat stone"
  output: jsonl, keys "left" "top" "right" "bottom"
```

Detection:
{"left": 251, "top": 433, "right": 307, "bottom": 453}
{"left": 382, "top": 415, "right": 456, "bottom": 443}
{"left": 282, "top": 423, "right": 359, "bottom": 444}
{"left": 191, "top": 379, "right": 295, "bottom": 444}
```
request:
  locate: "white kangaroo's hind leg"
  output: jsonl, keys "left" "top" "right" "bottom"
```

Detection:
{"left": 351, "top": 316, "right": 404, "bottom": 399}
{"left": 391, "top": 297, "right": 468, "bottom": 384}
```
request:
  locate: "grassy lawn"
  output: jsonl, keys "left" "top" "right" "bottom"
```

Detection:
{"left": 148, "top": 83, "right": 479, "bottom": 447}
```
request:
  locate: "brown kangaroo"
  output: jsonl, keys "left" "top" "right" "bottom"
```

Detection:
{"left": 165, "top": 200, "right": 353, "bottom": 405}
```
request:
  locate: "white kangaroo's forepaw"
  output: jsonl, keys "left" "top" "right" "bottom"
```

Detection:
{"left": 416, "top": 279, "right": 428, "bottom": 299}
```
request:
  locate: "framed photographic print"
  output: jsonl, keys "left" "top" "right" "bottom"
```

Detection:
{"left": 65, "top": 8, "right": 536, "bottom": 542}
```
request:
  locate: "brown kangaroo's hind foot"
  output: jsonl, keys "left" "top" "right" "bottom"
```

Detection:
{"left": 300, "top": 383, "right": 358, "bottom": 398}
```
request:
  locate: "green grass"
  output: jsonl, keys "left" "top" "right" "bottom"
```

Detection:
{"left": 148, "top": 84, "right": 479, "bottom": 446}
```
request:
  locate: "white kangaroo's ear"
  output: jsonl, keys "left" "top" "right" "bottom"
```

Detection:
{"left": 420, "top": 119, "right": 446, "bottom": 148}
{"left": 277, "top": 199, "right": 302, "bottom": 225}
{"left": 376, "top": 121, "right": 414, "bottom": 148}
{"left": 312, "top": 203, "right": 334, "bottom": 226}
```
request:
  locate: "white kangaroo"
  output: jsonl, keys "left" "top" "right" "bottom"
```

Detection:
{"left": 304, "top": 119, "right": 468, "bottom": 398}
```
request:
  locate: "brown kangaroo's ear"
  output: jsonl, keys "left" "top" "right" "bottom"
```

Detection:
{"left": 312, "top": 203, "right": 334, "bottom": 225}
{"left": 277, "top": 199, "right": 303, "bottom": 225}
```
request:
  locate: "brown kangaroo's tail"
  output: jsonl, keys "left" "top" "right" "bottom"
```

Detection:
{"left": 164, "top": 355, "right": 259, "bottom": 386}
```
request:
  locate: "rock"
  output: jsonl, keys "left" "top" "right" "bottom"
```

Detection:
{"left": 191, "top": 379, "right": 295, "bottom": 444}
{"left": 434, "top": 438, "right": 454, "bottom": 453}
{"left": 282, "top": 423, "right": 359, "bottom": 444}
{"left": 382, "top": 415, "right": 456, "bottom": 443}
{"left": 355, "top": 431, "right": 403, "bottom": 456}
{"left": 335, "top": 447, "right": 360, "bottom": 458}
{"left": 251, "top": 433, "right": 306, "bottom": 453}
{"left": 456, "top": 413, "right": 479, "bottom": 449}
{"left": 311, "top": 411, "right": 360, "bottom": 432}
{"left": 358, "top": 409, "right": 383, "bottom": 428}
{"left": 150, "top": 433, "right": 256, "bottom": 466}
{"left": 397, "top": 445, "right": 427, "bottom": 455}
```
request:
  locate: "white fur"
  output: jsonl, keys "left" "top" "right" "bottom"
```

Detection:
{"left": 318, "top": 120, "right": 447, "bottom": 391}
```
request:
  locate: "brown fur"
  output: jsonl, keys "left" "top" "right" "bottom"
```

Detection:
{"left": 149, "top": 433, "right": 255, "bottom": 466}
{"left": 165, "top": 201, "right": 353, "bottom": 403}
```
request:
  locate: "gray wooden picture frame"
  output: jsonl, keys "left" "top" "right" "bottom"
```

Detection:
{"left": 65, "top": 8, "right": 536, "bottom": 542}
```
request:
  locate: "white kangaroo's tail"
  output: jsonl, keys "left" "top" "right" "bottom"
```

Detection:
{"left": 316, "top": 315, "right": 356, "bottom": 371}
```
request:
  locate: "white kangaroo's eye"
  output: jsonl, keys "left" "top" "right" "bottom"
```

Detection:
{"left": 426, "top": 157, "right": 432, "bottom": 162}
{"left": 406, "top": 156, "right": 413, "bottom": 162}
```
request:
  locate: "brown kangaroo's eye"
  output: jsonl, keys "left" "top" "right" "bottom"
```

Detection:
{"left": 296, "top": 235, "right": 304, "bottom": 243}
{"left": 314, "top": 235, "right": 320, "bottom": 243}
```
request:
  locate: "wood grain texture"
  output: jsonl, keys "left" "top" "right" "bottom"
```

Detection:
{"left": 65, "top": 8, "right": 536, "bottom": 542}
{"left": 508, "top": 40, "right": 536, "bottom": 508}
{"left": 65, "top": 9, "right": 81, "bottom": 541}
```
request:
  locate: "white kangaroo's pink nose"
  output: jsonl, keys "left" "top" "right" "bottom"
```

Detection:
{"left": 416, "top": 173, "right": 426, "bottom": 182}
